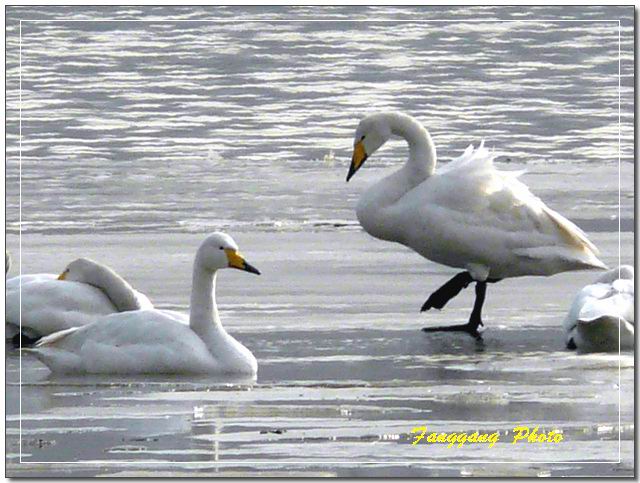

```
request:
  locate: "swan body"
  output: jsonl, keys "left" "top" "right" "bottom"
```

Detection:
{"left": 6, "top": 258, "right": 152, "bottom": 342}
{"left": 30, "top": 233, "right": 260, "bottom": 375}
{"left": 346, "top": 112, "right": 606, "bottom": 336}
{"left": 564, "top": 266, "right": 634, "bottom": 352}
{"left": 350, "top": 113, "right": 605, "bottom": 280}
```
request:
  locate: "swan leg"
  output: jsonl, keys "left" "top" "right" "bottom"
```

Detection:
{"left": 422, "top": 281, "right": 488, "bottom": 340}
{"left": 420, "top": 272, "right": 474, "bottom": 311}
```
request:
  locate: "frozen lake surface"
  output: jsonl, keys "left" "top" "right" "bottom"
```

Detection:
{"left": 4, "top": 4, "right": 635, "bottom": 477}
{"left": 5, "top": 231, "right": 634, "bottom": 477}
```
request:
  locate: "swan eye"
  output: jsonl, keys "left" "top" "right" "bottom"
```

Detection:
{"left": 360, "top": 135, "right": 366, "bottom": 141}
{"left": 219, "top": 246, "right": 224, "bottom": 250}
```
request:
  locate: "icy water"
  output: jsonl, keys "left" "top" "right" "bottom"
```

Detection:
{"left": 4, "top": 5, "right": 635, "bottom": 477}
{"left": 5, "top": 232, "right": 636, "bottom": 477}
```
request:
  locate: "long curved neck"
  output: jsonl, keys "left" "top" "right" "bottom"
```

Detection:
{"left": 89, "top": 267, "right": 141, "bottom": 311}
{"left": 189, "top": 265, "right": 224, "bottom": 344}
{"left": 387, "top": 112, "right": 436, "bottom": 181}
{"left": 355, "top": 114, "right": 437, "bottom": 243}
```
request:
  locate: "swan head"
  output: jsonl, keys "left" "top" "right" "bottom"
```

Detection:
{"left": 196, "top": 232, "right": 261, "bottom": 275}
{"left": 57, "top": 258, "right": 105, "bottom": 282}
{"left": 346, "top": 114, "right": 392, "bottom": 182}
{"left": 595, "top": 265, "right": 634, "bottom": 284}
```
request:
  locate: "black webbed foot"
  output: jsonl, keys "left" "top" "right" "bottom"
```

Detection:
{"left": 422, "top": 321, "right": 483, "bottom": 340}
{"left": 421, "top": 280, "right": 489, "bottom": 340}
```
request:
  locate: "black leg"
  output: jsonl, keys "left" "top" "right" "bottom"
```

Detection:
{"left": 422, "top": 281, "right": 490, "bottom": 340}
{"left": 468, "top": 281, "right": 487, "bottom": 330}
{"left": 421, "top": 272, "right": 473, "bottom": 312}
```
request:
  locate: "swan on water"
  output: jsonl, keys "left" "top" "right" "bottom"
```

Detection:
{"left": 29, "top": 232, "right": 260, "bottom": 375}
{"left": 346, "top": 112, "right": 606, "bottom": 339}
{"left": 564, "top": 265, "right": 634, "bottom": 352}
{"left": 6, "top": 258, "right": 152, "bottom": 345}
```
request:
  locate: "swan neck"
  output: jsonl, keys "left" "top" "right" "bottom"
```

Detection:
{"left": 389, "top": 114, "right": 436, "bottom": 179}
{"left": 189, "top": 265, "right": 223, "bottom": 342}
{"left": 89, "top": 267, "right": 141, "bottom": 311}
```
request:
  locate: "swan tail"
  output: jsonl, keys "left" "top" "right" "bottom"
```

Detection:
{"left": 35, "top": 326, "right": 82, "bottom": 348}
{"left": 513, "top": 246, "right": 607, "bottom": 273}
{"left": 542, "top": 206, "right": 604, "bottom": 260}
{"left": 504, "top": 169, "right": 527, "bottom": 179}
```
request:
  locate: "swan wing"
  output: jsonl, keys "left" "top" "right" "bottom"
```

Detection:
{"left": 32, "top": 310, "right": 215, "bottom": 374}
{"left": 400, "top": 144, "right": 604, "bottom": 276}
{"left": 578, "top": 292, "right": 634, "bottom": 325}
{"left": 612, "top": 278, "right": 634, "bottom": 296}
{"left": 6, "top": 279, "right": 118, "bottom": 337}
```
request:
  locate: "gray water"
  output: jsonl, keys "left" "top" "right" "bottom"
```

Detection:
{"left": 5, "top": 5, "right": 634, "bottom": 235}
{"left": 5, "top": 5, "right": 635, "bottom": 477}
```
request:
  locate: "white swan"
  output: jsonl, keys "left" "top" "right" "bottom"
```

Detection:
{"left": 6, "top": 258, "right": 152, "bottom": 344}
{"left": 346, "top": 112, "right": 606, "bottom": 338}
{"left": 29, "top": 232, "right": 260, "bottom": 375}
{"left": 564, "top": 265, "right": 634, "bottom": 352}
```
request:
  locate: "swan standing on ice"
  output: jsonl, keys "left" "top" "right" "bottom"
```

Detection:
{"left": 346, "top": 112, "right": 606, "bottom": 339}
{"left": 564, "top": 266, "right": 634, "bottom": 352}
{"left": 6, "top": 258, "right": 152, "bottom": 345}
{"left": 30, "top": 232, "right": 260, "bottom": 375}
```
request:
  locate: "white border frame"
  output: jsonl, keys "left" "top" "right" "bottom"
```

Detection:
{"left": 12, "top": 14, "right": 626, "bottom": 468}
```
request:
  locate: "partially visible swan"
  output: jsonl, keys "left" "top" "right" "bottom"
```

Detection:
{"left": 346, "top": 112, "right": 606, "bottom": 339}
{"left": 564, "top": 265, "right": 634, "bottom": 352}
{"left": 6, "top": 258, "right": 152, "bottom": 344}
{"left": 29, "top": 232, "right": 260, "bottom": 375}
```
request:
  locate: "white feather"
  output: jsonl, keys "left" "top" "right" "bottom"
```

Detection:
{"left": 564, "top": 265, "right": 634, "bottom": 352}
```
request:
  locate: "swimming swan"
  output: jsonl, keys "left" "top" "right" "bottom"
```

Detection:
{"left": 6, "top": 258, "right": 152, "bottom": 344}
{"left": 30, "top": 232, "right": 260, "bottom": 375}
{"left": 564, "top": 265, "right": 634, "bottom": 352}
{"left": 346, "top": 112, "right": 606, "bottom": 339}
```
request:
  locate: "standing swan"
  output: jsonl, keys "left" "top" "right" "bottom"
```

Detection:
{"left": 6, "top": 258, "right": 152, "bottom": 344}
{"left": 346, "top": 112, "right": 606, "bottom": 339}
{"left": 30, "top": 232, "right": 260, "bottom": 375}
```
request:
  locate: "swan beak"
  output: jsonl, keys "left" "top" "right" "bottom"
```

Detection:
{"left": 225, "top": 249, "right": 261, "bottom": 275}
{"left": 346, "top": 140, "right": 368, "bottom": 182}
{"left": 57, "top": 269, "right": 68, "bottom": 280}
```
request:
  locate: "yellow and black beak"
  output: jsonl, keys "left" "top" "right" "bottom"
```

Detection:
{"left": 346, "top": 140, "right": 368, "bottom": 182}
{"left": 57, "top": 269, "right": 69, "bottom": 280}
{"left": 225, "top": 249, "right": 261, "bottom": 275}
